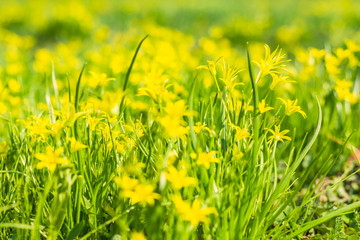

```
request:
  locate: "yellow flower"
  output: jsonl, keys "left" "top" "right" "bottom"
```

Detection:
{"left": 137, "top": 69, "right": 171, "bottom": 103}
{"left": 165, "top": 165, "right": 197, "bottom": 190}
{"left": 258, "top": 99, "right": 274, "bottom": 114}
{"left": 33, "top": 48, "right": 52, "bottom": 73}
{"left": 270, "top": 74, "right": 295, "bottom": 90}
{"left": 114, "top": 175, "right": 139, "bottom": 191}
{"left": 122, "top": 183, "right": 160, "bottom": 205}
{"left": 158, "top": 115, "right": 188, "bottom": 138}
{"left": 67, "top": 137, "right": 88, "bottom": 152}
{"left": 345, "top": 40, "right": 360, "bottom": 53}
{"left": 131, "top": 232, "right": 146, "bottom": 240}
{"left": 325, "top": 54, "right": 340, "bottom": 75}
{"left": 335, "top": 48, "right": 351, "bottom": 61}
{"left": 310, "top": 48, "right": 326, "bottom": 60}
{"left": 9, "top": 96, "right": 21, "bottom": 106}
{"left": 25, "top": 116, "right": 51, "bottom": 139}
{"left": 254, "top": 44, "right": 289, "bottom": 78}
{"left": 218, "top": 59, "right": 244, "bottom": 92}
{"left": 87, "top": 116, "right": 101, "bottom": 132}
{"left": 35, "top": 147, "right": 69, "bottom": 172}
{"left": 8, "top": 79, "right": 21, "bottom": 93}
{"left": 197, "top": 60, "right": 218, "bottom": 80}
{"left": 197, "top": 59, "right": 221, "bottom": 91}
{"left": 268, "top": 125, "right": 291, "bottom": 143}
{"left": 0, "top": 142, "right": 8, "bottom": 157}
{"left": 278, "top": 98, "right": 307, "bottom": 118}
{"left": 49, "top": 120, "right": 64, "bottom": 136}
{"left": 335, "top": 79, "right": 353, "bottom": 89}
{"left": 86, "top": 71, "right": 115, "bottom": 88}
{"left": 171, "top": 195, "right": 217, "bottom": 227}
{"left": 229, "top": 124, "right": 251, "bottom": 141}
{"left": 0, "top": 102, "right": 7, "bottom": 115}
{"left": 334, "top": 80, "right": 358, "bottom": 103}
{"left": 158, "top": 100, "right": 191, "bottom": 138}
{"left": 193, "top": 122, "right": 212, "bottom": 134}
{"left": 195, "top": 151, "right": 220, "bottom": 169}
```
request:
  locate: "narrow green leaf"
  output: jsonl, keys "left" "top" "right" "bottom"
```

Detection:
{"left": 253, "top": 97, "right": 322, "bottom": 238}
{"left": 188, "top": 74, "right": 198, "bottom": 150}
{"left": 51, "top": 61, "right": 60, "bottom": 109}
{"left": 74, "top": 64, "right": 86, "bottom": 113}
{"left": 119, "top": 35, "right": 148, "bottom": 116}
{"left": 285, "top": 201, "right": 360, "bottom": 239}
{"left": 66, "top": 221, "right": 85, "bottom": 240}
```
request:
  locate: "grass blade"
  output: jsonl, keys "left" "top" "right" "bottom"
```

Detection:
{"left": 74, "top": 64, "right": 86, "bottom": 113}
{"left": 119, "top": 35, "right": 148, "bottom": 116}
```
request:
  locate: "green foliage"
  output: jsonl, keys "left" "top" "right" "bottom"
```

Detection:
{"left": 1, "top": 0, "right": 360, "bottom": 239}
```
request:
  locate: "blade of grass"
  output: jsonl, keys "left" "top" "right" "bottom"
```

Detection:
{"left": 188, "top": 74, "right": 198, "bottom": 150}
{"left": 251, "top": 97, "right": 322, "bottom": 238}
{"left": 118, "top": 35, "right": 148, "bottom": 116}
{"left": 239, "top": 44, "right": 260, "bottom": 235}
{"left": 285, "top": 201, "right": 360, "bottom": 239}
{"left": 51, "top": 61, "right": 60, "bottom": 109}
{"left": 74, "top": 64, "right": 86, "bottom": 113}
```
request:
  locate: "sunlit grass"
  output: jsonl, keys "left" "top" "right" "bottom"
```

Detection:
{"left": 1, "top": 0, "right": 360, "bottom": 239}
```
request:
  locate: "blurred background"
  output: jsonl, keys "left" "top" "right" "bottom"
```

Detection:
{"left": 1, "top": 0, "right": 360, "bottom": 49}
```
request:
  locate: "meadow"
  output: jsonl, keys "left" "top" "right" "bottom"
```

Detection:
{"left": 1, "top": 0, "right": 360, "bottom": 239}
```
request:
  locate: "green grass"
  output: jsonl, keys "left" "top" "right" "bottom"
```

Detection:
{"left": 1, "top": 0, "right": 360, "bottom": 239}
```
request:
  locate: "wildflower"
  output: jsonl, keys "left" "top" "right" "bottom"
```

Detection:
{"left": 114, "top": 175, "right": 139, "bottom": 191}
{"left": 138, "top": 69, "right": 171, "bottom": 103}
{"left": 270, "top": 74, "right": 295, "bottom": 90}
{"left": 197, "top": 60, "right": 218, "bottom": 79}
{"left": 8, "top": 79, "right": 21, "bottom": 93}
{"left": 229, "top": 124, "right": 251, "bottom": 141}
{"left": 310, "top": 48, "right": 326, "bottom": 60}
{"left": 123, "top": 183, "right": 160, "bottom": 205}
{"left": 193, "top": 122, "right": 212, "bottom": 134}
{"left": 334, "top": 79, "right": 358, "bottom": 103}
{"left": 218, "top": 59, "right": 244, "bottom": 92}
{"left": 197, "top": 59, "right": 221, "bottom": 91}
{"left": 158, "top": 100, "right": 190, "bottom": 138}
{"left": 131, "top": 232, "right": 147, "bottom": 240}
{"left": 67, "top": 137, "right": 88, "bottom": 152}
{"left": 124, "top": 161, "right": 146, "bottom": 174}
{"left": 254, "top": 44, "right": 289, "bottom": 78}
{"left": 49, "top": 120, "right": 64, "bottom": 136}
{"left": 278, "top": 98, "right": 307, "bottom": 118}
{"left": 115, "top": 140, "right": 127, "bottom": 154}
{"left": 165, "top": 165, "right": 197, "bottom": 190}
{"left": 348, "top": 53, "right": 359, "bottom": 68}
{"left": 268, "top": 125, "right": 291, "bottom": 143}
{"left": 335, "top": 79, "right": 353, "bottom": 89}
{"left": 0, "top": 142, "right": 8, "bottom": 157}
{"left": 158, "top": 116, "right": 188, "bottom": 138}
{"left": 335, "top": 48, "right": 351, "bottom": 61}
{"left": 195, "top": 151, "right": 220, "bottom": 169}
{"left": 87, "top": 116, "right": 101, "bottom": 132}
{"left": 0, "top": 102, "right": 7, "bottom": 115}
{"left": 115, "top": 175, "right": 160, "bottom": 205}
{"left": 258, "top": 99, "right": 274, "bottom": 114}
{"left": 125, "top": 122, "right": 144, "bottom": 138}
{"left": 9, "top": 96, "right": 21, "bottom": 106}
{"left": 25, "top": 116, "right": 51, "bottom": 139}
{"left": 232, "top": 145, "right": 244, "bottom": 160}
{"left": 86, "top": 71, "right": 115, "bottom": 88}
{"left": 33, "top": 48, "right": 52, "bottom": 73}
{"left": 35, "top": 147, "right": 69, "bottom": 172}
{"left": 325, "top": 54, "right": 340, "bottom": 75}
{"left": 171, "top": 195, "right": 217, "bottom": 227}
{"left": 345, "top": 40, "right": 360, "bottom": 53}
